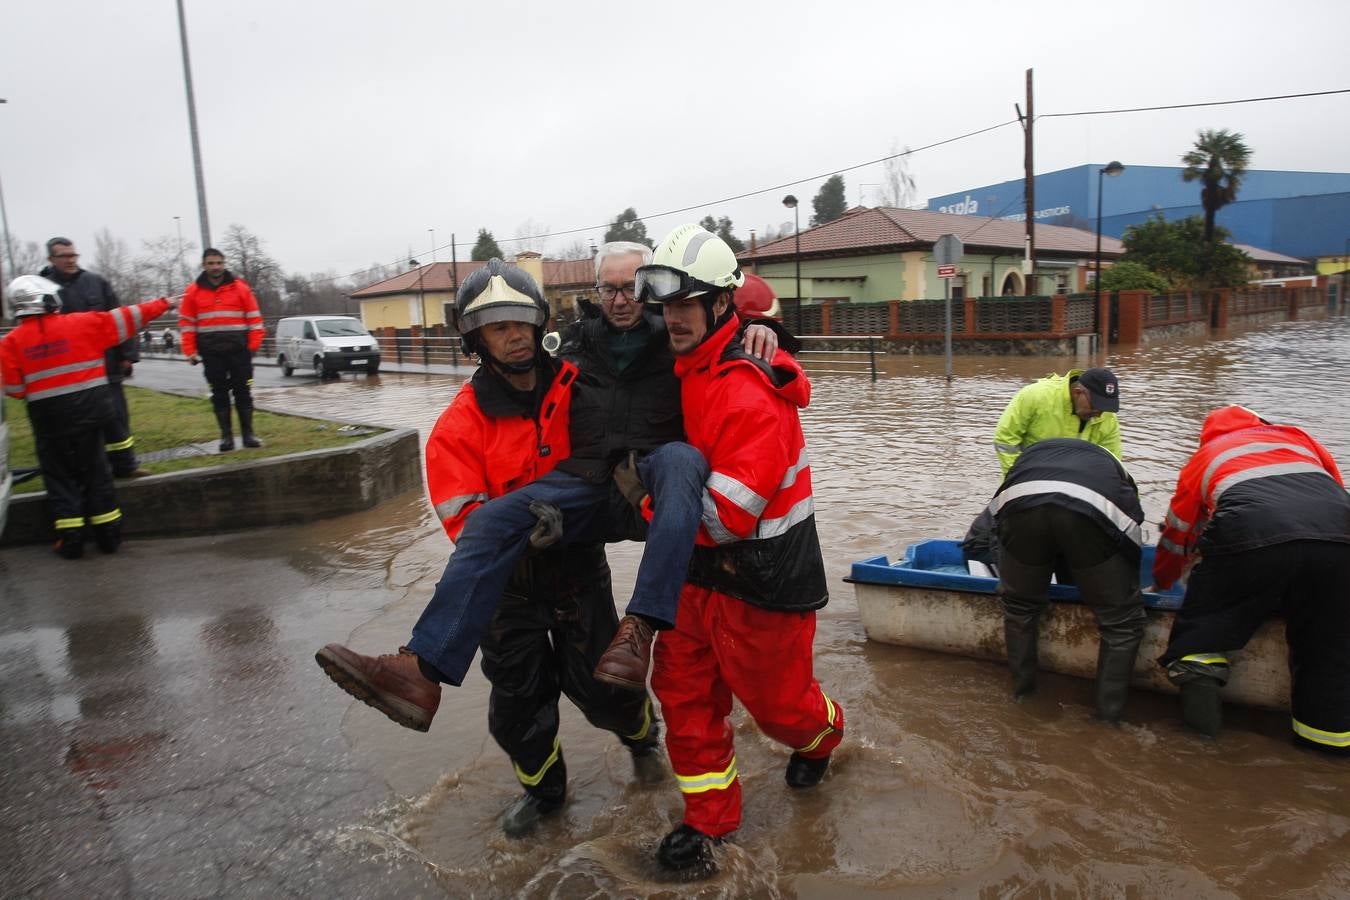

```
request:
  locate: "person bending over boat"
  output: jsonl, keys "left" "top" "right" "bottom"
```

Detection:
{"left": 1153, "top": 405, "right": 1350, "bottom": 751}
{"left": 987, "top": 437, "right": 1146, "bottom": 722}
{"left": 993, "top": 368, "right": 1122, "bottom": 478}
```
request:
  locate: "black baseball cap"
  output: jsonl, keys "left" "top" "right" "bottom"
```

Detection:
{"left": 1077, "top": 368, "right": 1119, "bottom": 413}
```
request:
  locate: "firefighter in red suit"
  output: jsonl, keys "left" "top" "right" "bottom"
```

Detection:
{"left": 633, "top": 224, "right": 843, "bottom": 874}
{"left": 1154, "top": 405, "right": 1350, "bottom": 750}
{"left": 1, "top": 275, "right": 175, "bottom": 558}
{"left": 316, "top": 259, "right": 660, "bottom": 838}
{"left": 179, "top": 248, "right": 265, "bottom": 451}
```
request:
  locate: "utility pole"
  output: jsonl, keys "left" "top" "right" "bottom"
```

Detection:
{"left": 0, "top": 98, "right": 16, "bottom": 276}
{"left": 175, "top": 0, "right": 212, "bottom": 251}
{"left": 1022, "top": 68, "right": 1036, "bottom": 295}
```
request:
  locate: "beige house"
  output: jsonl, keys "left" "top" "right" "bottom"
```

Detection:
{"left": 351, "top": 251, "right": 596, "bottom": 332}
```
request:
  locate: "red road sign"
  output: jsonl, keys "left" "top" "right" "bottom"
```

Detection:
{"left": 937, "top": 264, "right": 958, "bottom": 278}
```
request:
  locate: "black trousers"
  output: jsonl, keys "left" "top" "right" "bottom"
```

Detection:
{"left": 102, "top": 381, "right": 139, "bottom": 476}
{"left": 1161, "top": 540, "right": 1350, "bottom": 751}
{"left": 480, "top": 542, "right": 654, "bottom": 799}
{"left": 201, "top": 345, "right": 254, "bottom": 414}
{"left": 35, "top": 427, "right": 117, "bottom": 533}
{"left": 998, "top": 504, "right": 1145, "bottom": 648}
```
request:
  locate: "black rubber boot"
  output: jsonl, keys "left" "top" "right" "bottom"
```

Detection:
{"left": 215, "top": 408, "right": 234, "bottom": 452}
{"left": 656, "top": 824, "right": 721, "bottom": 875}
{"left": 624, "top": 720, "right": 666, "bottom": 785}
{"left": 239, "top": 407, "right": 262, "bottom": 448}
{"left": 54, "top": 532, "right": 84, "bottom": 560}
{"left": 1004, "top": 617, "right": 1040, "bottom": 699}
{"left": 501, "top": 751, "right": 566, "bottom": 838}
{"left": 1179, "top": 676, "right": 1224, "bottom": 738}
{"left": 1094, "top": 638, "right": 1141, "bottom": 723}
{"left": 92, "top": 520, "right": 122, "bottom": 555}
{"left": 785, "top": 752, "right": 831, "bottom": 788}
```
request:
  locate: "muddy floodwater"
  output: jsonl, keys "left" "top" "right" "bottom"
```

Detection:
{"left": 7, "top": 313, "right": 1348, "bottom": 897}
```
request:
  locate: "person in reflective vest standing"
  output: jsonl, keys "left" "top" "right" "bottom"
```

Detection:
{"left": 1, "top": 276, "right": 176, "bottom": 558}
{"left": 179, "top": 248, "right": 265, "bottom": 451}
{"left": 1153, "top": 405, "right": 1350, "bottom": 751}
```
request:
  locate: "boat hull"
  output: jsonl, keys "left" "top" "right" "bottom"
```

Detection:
{"left": 851, "top": 541, "right": 1291, "bottom": 712}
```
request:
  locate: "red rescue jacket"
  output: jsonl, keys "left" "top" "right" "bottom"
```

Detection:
{"left": 425, "top": 358, "right": 577, "bottom": 541}
{"left": 179, "top": 271, "right": 264, "bottom": 357}
{"left": 1153, "top": 405, "right": 1350, "bottom": 588}
{"left": 2, "top": 298, "right": 171, "bottom": 437}
{"left": 674, "top": 313, "right": 828, "bottom": 611}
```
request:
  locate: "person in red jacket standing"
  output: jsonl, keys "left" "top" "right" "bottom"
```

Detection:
{"left": 635, "top": 224, "right": 844, "bottom": 875}
{"left": 1, "top": 275, "right": 176, "bottom": 558}
{"left": 179, "top": 248, "right": 265, "bottom": 451}
{"left": 1153, "top": 405, "right": 1350, "bottom": 750}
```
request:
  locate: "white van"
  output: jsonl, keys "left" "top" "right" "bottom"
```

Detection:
{"left": 275, "top": 315, "right": 381, "bottom": 377}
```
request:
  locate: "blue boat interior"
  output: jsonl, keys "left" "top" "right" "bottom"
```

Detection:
{"left": 849, "top": 539, "right": 1186, "bottom": 611}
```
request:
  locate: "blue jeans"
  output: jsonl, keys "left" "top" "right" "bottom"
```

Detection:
{"left": 407, "top": 442, "right": 709, "bottom": 685}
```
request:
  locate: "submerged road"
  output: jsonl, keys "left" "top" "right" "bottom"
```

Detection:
{"left": 4, "top": 312, "right": 1350, "bottom": 896}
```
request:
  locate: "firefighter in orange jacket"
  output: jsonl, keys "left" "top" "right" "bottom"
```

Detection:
{"left": 1, "top": 275, "right": 175, "bottom": 558}
{"left": 179, "top": 248, "right": 265, "bottom": 451}
{"left": 634, "top": 225, "right": 843, "bottom": 875}
{"left": 316, "top": 259, "right": 660, "bottom": 837}
{"left": 1154, "top": 405, "right": 1350, "bottom": 750}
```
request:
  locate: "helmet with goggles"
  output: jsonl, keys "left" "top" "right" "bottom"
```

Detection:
{"left": 636, "top": 223, "right": 744, "bottom": 304}
{"left": 6, "top": 274, "right": 63, "bottom": 320}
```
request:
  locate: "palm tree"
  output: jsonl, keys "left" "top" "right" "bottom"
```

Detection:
{"left": 1180, "top": 129, "right": 1253, "bottom": 244}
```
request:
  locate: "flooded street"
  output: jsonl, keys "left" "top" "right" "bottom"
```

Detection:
{"left": 6, "top": 313, "right": 1350, "bottom": 897}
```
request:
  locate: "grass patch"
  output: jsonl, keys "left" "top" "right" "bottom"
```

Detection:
{"left": 5, "top": 385, "right": 379, "bottom": 494}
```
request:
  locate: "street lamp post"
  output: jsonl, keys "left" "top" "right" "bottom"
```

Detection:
{"left": 429, "top": 228, "right": 436, "bottom": 263}
{"left": 0, "top": 98, "right": 15, "bottom": 276}
{"left": 782, "top": 194, "right": 802, "bottom": 333}
{"left": 1095, "top": 161, "right": 1125, "bottom": 314}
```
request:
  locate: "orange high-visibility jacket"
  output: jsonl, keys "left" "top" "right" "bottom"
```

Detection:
{"left": 179, "top": 272, "right": 264, "bottom": 357}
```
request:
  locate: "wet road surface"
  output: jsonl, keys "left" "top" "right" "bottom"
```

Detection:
{"left": 4, "top": 312, "right": 1349, "bottom": 897}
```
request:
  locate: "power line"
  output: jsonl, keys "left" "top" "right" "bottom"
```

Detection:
{"left": 1037, "top": 87, "right": 1350, "bottom": 120}
{"left": 328, "top": 86, "right": 1349, "bottom": 287}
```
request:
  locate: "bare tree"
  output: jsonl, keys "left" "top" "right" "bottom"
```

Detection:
{"left": 220, "top": 223, "right": 283, "bottom": 317}
{"left": 137, "top": 234, "right": 191, "bottom": 297}
{"left": 513, "top": 218, "right": 550, "bottom": 257}
{"left": 880, "top": 143, "right": 918, "bottom": 209}
{"left": 1, "top": 231, "right": 46, "bottom": 279}
{"left": 91, "top": 228, "right": 154, "bottom": 302}
{"left": 558, "top": 240, "right": 593, "bottom": 261}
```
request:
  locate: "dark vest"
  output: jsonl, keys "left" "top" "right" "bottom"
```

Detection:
{"left": 556, "top": 309, "right": 684, "bottom": 483}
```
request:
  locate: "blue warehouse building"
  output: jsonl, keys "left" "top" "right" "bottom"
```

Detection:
{"left": 928, "top": 165, "right": 1350, "bottom": 261}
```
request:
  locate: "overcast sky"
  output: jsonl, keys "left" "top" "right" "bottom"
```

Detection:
{"left": 3, "top": 0, "right": 1348, "bottom": 287}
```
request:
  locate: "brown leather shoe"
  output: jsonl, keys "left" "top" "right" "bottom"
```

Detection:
{"left": 593, "top": 616, "right": 655, "bottom": 691}
{"left": 314, "top": 644, "right": 440, "bottom": 732}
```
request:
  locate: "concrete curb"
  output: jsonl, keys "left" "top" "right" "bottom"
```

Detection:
{"left": 1, "top": 425, "right": 423, "bottom": 545}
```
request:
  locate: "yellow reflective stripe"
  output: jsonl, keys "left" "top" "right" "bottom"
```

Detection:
{"left": 675, "top": 757, "right": 738, "bottom": 794}
{"left": 623, "top": 698, "right": 653, "bottom": 742}
{"left": 89, "top": 509, "right": 123, "bottom": 526}
{"left": 513, "top": 737, "right": 561, "bottom": 787}
{"left": 1292, "top": 718, "right": 1350, "bottom": 747}
{"left": 105, "top": 436, "right": 135, "bottom": 451}
{"left": 1180, "top": 653, "right": 1229, "bottom": 666}
{"left": 55, "top": 517, "right": 86, "bottom": 530}
{"left": 797, "top": 694, "right": 839, "bottom": 754}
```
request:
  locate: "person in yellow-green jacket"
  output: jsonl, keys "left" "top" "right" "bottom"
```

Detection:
{"left": 993, "top": 368, "right": 1121, "bottom": 478}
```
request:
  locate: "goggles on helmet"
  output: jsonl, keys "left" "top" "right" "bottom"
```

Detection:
{"left": 634, "top": 264, "right": 730, "bottom": 304}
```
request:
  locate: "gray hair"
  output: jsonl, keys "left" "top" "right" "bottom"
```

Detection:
{"left": 594, "top": 241, "right": 651, "bottom": 283}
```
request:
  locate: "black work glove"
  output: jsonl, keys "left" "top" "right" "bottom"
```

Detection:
{"left": 613, "top": 450, "right": 649, "bottom": 512}
{"left": 527, "top": 501, "right": 563, "bottom": 553}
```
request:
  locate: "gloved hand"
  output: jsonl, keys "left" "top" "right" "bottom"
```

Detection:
{"left": 527, "top": 501, "right": 563, "bottom": 552}
{"left": 613, "top": 450, "right": 649, "bottom": 512}
{"left": 188, "top": 353, "right": 202, "bottom": 366}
